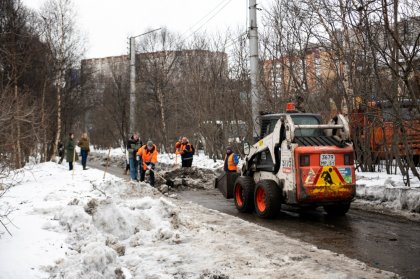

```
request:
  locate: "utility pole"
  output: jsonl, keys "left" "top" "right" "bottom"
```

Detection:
{"left": 249, "top": 0, "right": 260, "bottom": 139}
{"left": 129, "top": 37, "right": 136, "bottom": 133}
{"left": 128, "top": 28, "right": 161, "bottom": 134}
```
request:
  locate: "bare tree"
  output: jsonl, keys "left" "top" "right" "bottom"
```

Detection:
{"left": 260, "top": 0, "right": 419, "bottom": 182}
{"left": 0, "top": 0, "right": 52, "bottom": 235}
{"left": 40, "top": 0, "right": 84, "bottom": 161}
{"left": 137, "top": 29, "right": 182, "bottom": 151}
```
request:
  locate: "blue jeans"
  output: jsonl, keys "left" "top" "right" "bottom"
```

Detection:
{"left": 80, "top": 149, "right": 87, "bottom": 169}
{"left": 81, "top": 150, "right": 88, "bottom": 169}
{"left": 129, "top": 158, "right": 138, "bottom": 180}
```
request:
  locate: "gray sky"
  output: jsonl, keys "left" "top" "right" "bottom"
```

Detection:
{"left": 22, "top": 0, "right": 270, "bottom": 59}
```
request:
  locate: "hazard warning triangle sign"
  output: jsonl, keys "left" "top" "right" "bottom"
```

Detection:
{"left": 314, "top": 166, "right": 345, "bottom": 186}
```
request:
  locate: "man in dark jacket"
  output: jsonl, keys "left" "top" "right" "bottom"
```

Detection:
{"left": 77, "top": 132, "right": 90, "bottom": 170}
{"left": 57, "top": 142, "right": 64, "bottom": 164}
{"left": 179, "top": 137, "right": 193, "bottom": 167}
{"left": 65, "top": 133, "right": 77, "bottom": 171}
{"left": 127, "top": 132, "right": 142, "bottom": 181}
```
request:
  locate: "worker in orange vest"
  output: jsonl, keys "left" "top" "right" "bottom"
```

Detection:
{"left": 224, "top": 146, "right": 239, "bottom": 173}
{"left": 179, "top": 137, "right": 194, "bottom": 167}
{"left": 175, "top": 137, "right": 182, "bottom": 154}
{"left": 137, "top": 140, "right": 158, "bottom": 186}
{"left": 174, "top": 137, "right": 182, "bottom": 164}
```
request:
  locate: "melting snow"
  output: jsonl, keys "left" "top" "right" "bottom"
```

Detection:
{"left": 0, "top": 162, "right": 398, "bottom": 278}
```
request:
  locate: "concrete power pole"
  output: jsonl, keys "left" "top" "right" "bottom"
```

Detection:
{"left": 128, "top": 28, "right": 161, "bottom": 134}
{"left": 129, "top": 37, "right": 136, "bottom": 133}
{"left": 249, "top": 0, "right": 260, "bottom": 139}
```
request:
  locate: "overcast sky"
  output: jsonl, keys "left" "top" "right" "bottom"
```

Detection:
{"left": 22, "top": 0, "right": 270, "bottom": 59}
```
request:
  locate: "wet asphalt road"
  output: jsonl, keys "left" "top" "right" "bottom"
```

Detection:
{"left": 179, "top": 190, "right": 420, "bottom": 279}
{"left": 91, "top": 162, "right": 420, "bottom": 278}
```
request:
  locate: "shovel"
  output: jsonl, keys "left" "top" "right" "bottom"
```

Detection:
{"left": 143, "top": 162, "right": 175, "bottom": 188}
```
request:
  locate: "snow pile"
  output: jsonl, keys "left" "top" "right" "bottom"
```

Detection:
{"left": 47, "top": 195, "right": 180, "bottom": 278}
{"left": 90, "top": 147, "right": 420, "bottom": 216}
{"left": 90, "top": 148, "right": 225, "bottom": 171}
{"left": 156, "top": 166, "right": 220, "bottom": 192}
{"left": 89, "top": 148, "right": 126, "bottom": 170}
{"left": 159, "top": 152, "right": 224, "bottom": 170}
{"left": 90, "top": 146, "right": 125, "bottom": 157}
{"left": 355, "top": 171, "right": 420, "bottom": 214}
{"left": 0, "top": 162, "right": 397, "bottom": 278}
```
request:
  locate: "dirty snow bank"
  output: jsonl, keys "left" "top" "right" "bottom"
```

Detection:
{"left": 91, "top": 148, "right": 420, "bottom": 217}
{"left": 0, "top": 162, "right": 397, "bottom": 278}
{"left": 159, "top": 152, "right": 225, "bottom": 170}
{"left": 90, "top": 147, "right": 225, "bottom": 170}
{"left": 354, "top": 171, "right": 420, "bottom": 218}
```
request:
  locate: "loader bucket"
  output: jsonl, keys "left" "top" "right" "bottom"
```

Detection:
{"left": 215, "top": 172, "right": 239, "bottom": 199}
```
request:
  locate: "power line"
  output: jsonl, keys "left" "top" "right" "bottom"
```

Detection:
{"left": 181, "top": 0, "right": 234, "bottom": 43}
{"left": 224, "top": 31, "right": 248, "bottom": 50}
{"left": 179, "top": 0, "right": 227, "bottom": 38}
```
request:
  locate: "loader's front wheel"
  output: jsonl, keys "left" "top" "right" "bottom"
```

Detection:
{"left": 234, "top": 176, "right": 255, "bottom": 213}
{"left": 323, "top": 203, "right": 350, "bottom": 216}
{"left": 254, "top": 180, "right": 281, "bottom": 219}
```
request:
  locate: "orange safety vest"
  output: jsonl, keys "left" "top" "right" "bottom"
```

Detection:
{"left": 137, "top": 144, "right": 158, "bottom": 170}
{"left": 225, "top": 153, "right": 238, "bottom": 171}
{"left": 175, "top": 141, "right": 181, "bottom": 154}
{"left": 180, "top": 143, "right": 192, "bottom": 154}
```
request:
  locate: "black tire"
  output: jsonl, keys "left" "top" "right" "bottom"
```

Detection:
{"left": 233, "top": 176, "right": 255, "bottom": 213}
{"left": 254, "top": 180, "right": 281, "bottom": 219}
{"left": 413, "top": 155, "right": 420, "bottom": 167}
{"left": 300, "top": 205, "right": 318, "bottom": 211}
{"left": 323, "top": 203, "right": 350, "bottom": 216}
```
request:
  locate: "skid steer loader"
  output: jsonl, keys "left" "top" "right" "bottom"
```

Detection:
{"left": 217, "top": 103, "right": 356, "bottom": 218}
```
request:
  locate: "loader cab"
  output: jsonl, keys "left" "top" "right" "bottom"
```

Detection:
{"left": 259, "top": 113, "right": 323, "bottom": 139}
{"left": 260, "top": 114, "right": 284, "bottom": 138}
{"left": 257, "top": 112, "right": 324, "bottom": 174}
{"left": 291, "top": 114, "right": 323, "bottom": 137}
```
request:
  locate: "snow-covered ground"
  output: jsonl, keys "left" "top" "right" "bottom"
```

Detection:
{"left": 91, "top": 147, "right": 225, "bottom": 170}
{"left": 354, "top": 171, "right": 420, "bottom": 219}
{"left": 0, "top": 162, "right": 398, "bottom": 278}
{"left": 93, "top": 148, "right": 420, "bottom": 216}
{"left": 159, "top": 152, "right": 225, "bottom": 170}
{"left": 90, "top": 146, "right": 126, "bottom": 158}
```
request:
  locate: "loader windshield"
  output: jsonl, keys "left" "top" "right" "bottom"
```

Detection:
{"left": 291, "top": 115, "right": 322, "bottom": 137}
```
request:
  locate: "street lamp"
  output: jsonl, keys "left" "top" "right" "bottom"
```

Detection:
{"left": 129, "top": 27, "right": 162, "bottom": 134}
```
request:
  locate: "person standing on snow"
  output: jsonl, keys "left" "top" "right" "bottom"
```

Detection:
{"left": 124, "top": 148, "right": 130, "bottom": 175}
{"left": 65, "top": 133, "right": 77, "bottom": 171}
{"left": 174, "top": 137, "right": 182, "bottom": 154}
{"left": 179, "top": 137, "right": 194, "bottom": 168}
{"left": 174, "top": 137, "right": 182, "bottom": 164}
{"left": 57, "top": 141, "right": 65, "bottom": 164}
{"left": 137, "top": 140, "right": 158, "bottom": 186}
{"left": 224, "top": 146, "right": 239, "bottom": 173}
{"left": 127, "top": 132, "right": 142, "bottom": 181}
{"left": 78, "top": 132, "right": 90, "bottom": 170}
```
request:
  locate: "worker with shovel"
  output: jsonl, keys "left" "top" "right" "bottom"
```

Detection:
{"left": 179, "top": 137, "right": 194, "bottom": 168}
{"left": 137, "top": 140, "right": 158, "bottom": 186}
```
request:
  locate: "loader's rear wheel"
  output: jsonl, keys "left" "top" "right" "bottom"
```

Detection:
{"left": 254, "top": 180, "right": 281, "bottom": 219}
{"left": 323, "top": 203, "right": 350, "bottom": 216}
{"left": 233, "top": 176, "right": 255, "bottom": 213}
{"left": 414, "top": 155, "right": 420, "bottom": 167}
